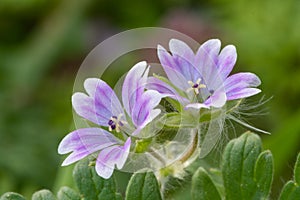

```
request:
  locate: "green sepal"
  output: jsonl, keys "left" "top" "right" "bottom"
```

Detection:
{"left": 199, "top": 99, "right": 242, "bottom": 123}
{"left": 191, "top": 167, "right": 221, "bottom": 200}
{"left": 157, "top": 112, "right": 197, "bottom": 129}
{"left": 0, "top": 192, "right": 26, "bottom": 200}
{"left": 73, "top": 157, "right": 122, "bottom": 200}
{"left": 32, "top": 190, "right": 56, "bottom": 200}
{"left": 57, "top": 186, "right": 81, "bottom": 200}
{"left": 279, "top": 153, "right": 300, "bottom": 200}
{"left": 134, "top": 138, "right": 152, "bottom": 153}
{"left": 125, "top": 172, "right": 162, "bottom": 200}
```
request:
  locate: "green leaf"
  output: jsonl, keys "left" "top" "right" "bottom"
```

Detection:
{"left": 279, "top": 181, "right": 300, "bottom": 200}
{"left": 32, "top": 190, "right": 56, "bottom": 200}
{"left": 294, "top": 153, "right": 300, "bottom": 184}
{"left": 191, "top": 167, "right": 221, "bottom": 200}
{"left": 57, "top": 186, "right": 81, "bottom": 200}
{"left": 125, "top": 172, "right": 162, "bottom": 200}
{"left": 279, "top": 153, "right": 300, "bottom": 200}
{"left": 0, "top": 192, "right": 25, "bottom": 200}
{"left": 253, "top": 150, "right": 273, "bottom": 199}
{"left": 222, "top": 132, "right": 267, "bottom": 199}
{"left": 73, "top": 158, "right": 122, "bottom": 200}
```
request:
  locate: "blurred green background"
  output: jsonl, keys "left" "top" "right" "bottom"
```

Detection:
{"left": 0, "top": 0, "right": 300, "bottom": 198}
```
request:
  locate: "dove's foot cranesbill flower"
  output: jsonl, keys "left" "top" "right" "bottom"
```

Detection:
{"left": 58, "top": 61, "right": 162, "bottom": 179}
{"left": 148, "top": 39, "right": 261, "bottom": 110}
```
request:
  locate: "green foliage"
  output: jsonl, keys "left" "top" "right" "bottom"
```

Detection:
{"left": 73, "top": 158, "right": 122, "bottom": 200}
{"left": 222, "top": 132, "right": 273, "bottom": 199}
{"left": 0, "top": 192, "right": 25, "bottom": 200}
{"left": 57, "top": 187, "right": 80, "bottom": 200}
{"left": 125, "top": 172, "right": 162, "bottom": 200}
{"left": 32, "top": 190, "right": 56, "bottom": 200}
{"left": 191, "top": 167, "right": 221, "bottom": 200}
{"left": 279, "top": 153, "right": 300, "bottom": 200}
{"left": 2, "top": 132, "right": 300, "bottom": 200}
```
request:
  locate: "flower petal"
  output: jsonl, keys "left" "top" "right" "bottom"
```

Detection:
{"left": 72, "top": 78, "right": 123, "bottom": 126}
{"left": 87, "top": 78, "right": 124, "bottom": 117}
{"left": 158, "top": 45, "right": 200, "bottom": 89}
{"left": 95, "top": 137, "right": 131, "bottom": 179}
{"left": 147, "top": 77, "right": 189, "bottom": 105}
{"left": 227, "top": 88, "right": 261, "bottom": 100}
{"left": 72, "top": 93, "right": 110, "bottom": 126}
{"left": 58, "top": 128, "right": 119, "bottom": 166}
{"left": 131, "top": 90, "right": 162, "bottom": 129}
{"left": 217, "top": 45, "right": 237, "bottom": 79}
{"left": 222, "top": 72, "right": 261, "bottom": 101}
{"left": 185, "top": 103, "right": 210, "bottom": 110}
{"left": 204, "top": 90, "right": 227, "bottom": 108}
{"left": 122, "top": 61, "right": 149, "bottom": 117}
{"left": 169, "top": 39, "right": 195, "bottom": 64}
{"left": 195, "top": 39, "right": 220, "bottom": 70}
{"left": 195, "top": 39, "right": 223, "bottom": 90}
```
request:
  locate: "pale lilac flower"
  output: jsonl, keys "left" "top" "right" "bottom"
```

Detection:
{"left": 148, "top": 39, "right": 261, "bottom": 110}
{"left": 58, "top": 61, "right": 162, "bottom": 179}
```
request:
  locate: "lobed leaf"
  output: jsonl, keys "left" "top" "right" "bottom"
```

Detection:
{"left": 0, "top": 192, "right": 25, "bottom": 200}
{"left": 279, "top": 153, "right": 300, "bottom": 200}
{"left": 222, "top": 132, "right": 273, "bottom": 199}
{"left": 57, "top": 186, "right": 81, "bottom": 200}
{"left": 32, "top": 190, "right": 56, "bottom": 200}
{"left": 125, "top": 172, "right": 162, "bottom": 200}
{"left": 191, "top": 167, "right": 221, "bottom": 200}
{"left": 253, "top": 150, "right": 273, "bottom": 199}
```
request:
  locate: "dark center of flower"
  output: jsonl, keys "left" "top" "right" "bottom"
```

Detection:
{"left": 187, "top": 78, "right": 206, "bottom": 95}
{"left": 108, "top": 115, "right": 126, "bottom": 132}
{"left": 192, "top": 83, "right": 199, "bottom": 88}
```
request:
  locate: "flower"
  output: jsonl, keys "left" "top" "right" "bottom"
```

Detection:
{"left": 147, "top": 39, "right": 261, "bottom": 110}
{"left": 58, "top": 61, "right": 162, "bottom": 179}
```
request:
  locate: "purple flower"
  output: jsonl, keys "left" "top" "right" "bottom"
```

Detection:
{"left": 58, "top": 61, "right": 162, "bottom": 179}
{"left": 148, "top": 39, "right": 261, "bottom": 110}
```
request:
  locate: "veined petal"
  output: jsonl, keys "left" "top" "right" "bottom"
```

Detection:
{"left": 72, "top": 93, "right": 110, "bottom": 125}
{"left": 72, "top": 78, "right": 124, "bottom": 126}
{"left": 204, "top": 90, "right": 227, "bottom": 108}
{"left": 122, "top": 61, "right": 149, "bottom": 117}
{"left": 217, "top": 45, "right": 237, "bottom": 79}
{"left": 195, "top": 39, "right": 220, "bottom": 69}
{"left": 58, "top": 128, "right": 119, "bottom": 166}
{"left": 131, "top": 90, "right": 162, "bottom": 129}
{"left": 195, "top": 39, "right": 222, "bottom": 89}
{"left": 87, "top": 78, "right": 124, "bottom": 118}
{"left": 224, "top": 72, "right": 261, "bottom": 93}
{"left": 147, "top": 77, "right": 189, "bottom": 105}
{"left": 185, "top": 103, "right": 210, "bottom": 110}
{"left": 95, "top": 137, "right": 131, "bottom": 179}
{"left": 169, "top": 39, "right": 195, "bottom": 65}
{"left": 132, "top": 109, "right": 161, "bottom": 136}
{"left": 227, "top": 88, "right": 261, "bottom": 100}
{"left": 158, "top": 45, "right": 200, "bottom": 87}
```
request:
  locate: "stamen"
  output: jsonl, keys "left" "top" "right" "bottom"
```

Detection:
{"left": 187, "top": 78, "right": 206, "bottom": 94}
{"left": 107, "top": 114, "right": 127, "bottom": 133}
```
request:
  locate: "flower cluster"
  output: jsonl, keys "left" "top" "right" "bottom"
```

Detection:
{"left": 58, "top": 39, "right": 262, "bottom": 179}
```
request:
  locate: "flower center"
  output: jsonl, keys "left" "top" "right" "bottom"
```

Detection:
{"left": 108, "top": 114, "right": 126, "bottom": 133}
{"left": 187, "top": 78, "right": 206, "bottom": 94}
